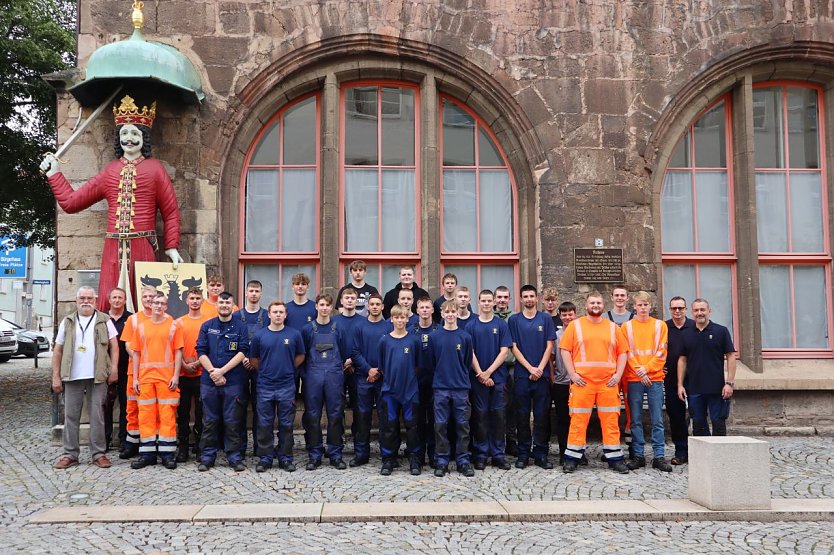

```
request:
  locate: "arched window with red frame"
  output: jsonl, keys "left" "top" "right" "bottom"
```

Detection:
{"left": 661, "top": 96, "right": 738, "bottom": 338}
{"left": 239, "top": 94, "right": 320, "bottom": 301}
{"left": 439, "top": 96, "right": 519, "bottom": 295}
{"left": 339, "top": 82, "right": 421, "bottom": 292}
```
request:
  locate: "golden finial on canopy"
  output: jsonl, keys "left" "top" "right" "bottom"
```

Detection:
{"left": 131, "top": 1, "right": 145, "bottom": 30}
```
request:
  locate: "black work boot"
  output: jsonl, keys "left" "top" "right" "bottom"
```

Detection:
{"left": 627, "top": 456, "right": 646, "bottom": 471}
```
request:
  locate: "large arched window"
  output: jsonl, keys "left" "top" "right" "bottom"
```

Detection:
{"left": 340, "top": 82, "right": 420, "bottom": 291}
{"left": 754, "top": 83, "right": 831, "bottom": 354}
{"left": 661, "top": 96, "right": 737, "bottom": 337}
{"left": 239, "top": 94, "right": 320, "bottom": 300}
{"left": 440, "top": 97, "right": 518, "bottom": 294}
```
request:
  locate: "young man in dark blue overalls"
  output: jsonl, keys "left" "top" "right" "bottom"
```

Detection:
{"left": 301, "top": 293, "right": 348, "bottom": 470}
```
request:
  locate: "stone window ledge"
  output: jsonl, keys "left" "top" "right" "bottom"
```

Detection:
{"left": 735, "top": 359, "right": 834, "bottom": 391}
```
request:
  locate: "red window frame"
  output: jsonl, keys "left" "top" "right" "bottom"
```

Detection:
{"left": 238, "top": 93, "right": 321, "bottom": 299}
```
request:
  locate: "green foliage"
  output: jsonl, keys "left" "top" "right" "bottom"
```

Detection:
{"left": 0, "top": 0, "right": 76, "bottom": 248}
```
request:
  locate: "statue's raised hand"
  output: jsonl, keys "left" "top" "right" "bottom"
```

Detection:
{"left": 40, "top": 154, "right": 59, "bottom": 177}
{"left": 165, "top": 248, "right": 182, "bottom": 269}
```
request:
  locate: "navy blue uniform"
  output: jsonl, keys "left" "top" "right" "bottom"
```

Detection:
{"left": 681, "top": 320, "right": 735, "bottom": 436}
{"left": 466, "top": 316, "right": 512, "bottom": 462}
{"left": 411, "top": 321, "right": 438, "bottom": 462}
{"left": 429, "top": 327, "right": 474, "bottom": 467}
{"left": 286, "top": 299, "right": 316, "bottom": 331}
{"left": 378, "top": 333, "right": 422, "bottom": 460}
{"left": 251, "top": 325, "right": 304, "bottom": 466}
{"left": 196, "top": 317, "right": 250, "bottom": 466}
{"left": 351, "top": 318, "right": 393, "bottom": 460}
{"left": 665, "top": 317, "right": 694, "bottom": 458}
{"left": 235, "top": 307, "right": 269, "bottom": 455}
{"left": 301, "top": 320, "right": 347, "bottom": 462}
{"left": 333, "top": 313, "right": 363, "bottom": 444}
{"left": 508, "top": 311, "right": 556, "bottom": 462}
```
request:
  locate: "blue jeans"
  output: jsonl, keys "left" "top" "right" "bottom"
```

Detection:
{"left": 688, "top": 393, "right": 729, "bottom": 436}
{"left": 627, "top": 381, "right": 665, "bottom": 459}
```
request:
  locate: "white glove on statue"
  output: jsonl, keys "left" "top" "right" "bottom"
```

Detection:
{"left": 40, "top": 154, "right": 59, "bottom": 177}
{"left": 165, "top": 248, "right": 182, "bottom": 269}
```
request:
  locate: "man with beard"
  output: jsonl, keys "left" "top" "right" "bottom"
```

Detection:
{"left": 560, "top": 291, "right": 630, "bottom": 474}
{"left": 677, "top": 298, "right": 736, "bottom": 437}
{"left": 508, "top": 285, "right": 556, "bottom": 469}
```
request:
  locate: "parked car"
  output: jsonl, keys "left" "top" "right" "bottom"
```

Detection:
{"left": 0, "top": 319, "right": 49, "bottom": 358}
{"left": 0, "top": 324, "right": 17, "bottom": 363}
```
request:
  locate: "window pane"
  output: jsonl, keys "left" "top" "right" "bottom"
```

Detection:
{"left": 480, "top": 265, "right": 515, "bottom": 295}
{"left": 443, "top": 170, "right": 477, "bottom": 251}
{"left": 381, "top": 265, "right": 409, "bottom": 293}
{"left": 344, "top": 169, "right": 379, "bottom": 251}
{"left": 699, "top": 265, "right": 734, "bottom": 338}
{"left": 695, "top": 171, "right": 729, "bottom": 252}
{"left": 662, "top": 265, "right": 696, "bottom": 319}
{"left": 381, "top": 170, "right": 416, "bottom": 251}
{"left": 661, "top": 171, "right": 694, "bottom": 252}
{"left": 279, "top": 265, "right": 317, "bottom": 303}
{"left": 669, "top": 133, "right": 690, "bottom": 168}
{"left": 479, "top": 170, "right": 513, "bottom": 252}
{"left": 443, "top": 100, "right": 475, "bottom": 166}
{"left": 790, "top": 172, "right": 824, "bottom": 252}
{"left": 759, "top": 265, "right": 792, "bottom": 349}
{"left": 245, "top": 170, "right": 279, "bottom": 251}
{"left": 753, "top": 87, "right": 784, "bottom": 168}
{"left": 787, "top": 87, "right": 819, "bottom": 169}
{"left": 281, "top": 169, "right": 316, "bottom": 252}
{"left": 283, "top": 97, "right": 316, "bottom": 165}
{"left": 381, "top": 87, "right": 415, "bottom": 166}
{"left": 444, "top": 265, "right": 478, "bottom": 293}
{"left": 250, "top": 122, "right": 279, "bottom": 165}
{"left": 693, "top": 102, "right": 726, "bottom": 168}
{"left": 479, "top": 128, "right": 503, "bottom": 166}
{"left": 794, "top": 266, "right": 829, "bottom": 348}
{"left": 244, "top": 265, "right": 279, "bottom": 304}
{"left": 345, "top": 86, "right": 378, "bottom": 165}
{"left": 755, "top": 172, "right": 788, "bottom": 252}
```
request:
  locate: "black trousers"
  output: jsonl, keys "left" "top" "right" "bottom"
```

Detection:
{"left": 177, "top": 375, "right": 203, "bottom": 451}
{"left": 550, "top": 382, "right": 570, "bottom": 459}
{"left": 664, "top": 373, "right": 689, "bottom": 457}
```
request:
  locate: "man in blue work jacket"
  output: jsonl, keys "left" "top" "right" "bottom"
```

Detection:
{"left": 196, "top": 291, "right": 250, "bottom": 472}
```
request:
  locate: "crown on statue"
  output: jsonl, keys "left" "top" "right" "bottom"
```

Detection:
{"left": 113, "top": 95, "right": 156, "bottom": 128}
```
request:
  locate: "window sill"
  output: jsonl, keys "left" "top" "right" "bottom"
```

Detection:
{"left": 735, "top": 359, "right": 834, "bottom": 390}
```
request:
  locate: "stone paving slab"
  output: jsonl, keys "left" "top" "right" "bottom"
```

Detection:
{"left": 499, "top": 499, "right": 659, "bottom": 521}
{"left": 28, "top": 504, "right": 202, "bottom": 523}
{"left": 319, "top": 501, "right": 508, "bottom": 523}
{"left": 194, "top": 502, "right": 323, "bottom": 522}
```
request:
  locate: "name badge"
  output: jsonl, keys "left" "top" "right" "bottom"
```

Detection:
{"left": 228, "top": 341, "right": 238, "bottom": 351}
{"left": 77, "top": 345, "right": 87, "bottom": 353}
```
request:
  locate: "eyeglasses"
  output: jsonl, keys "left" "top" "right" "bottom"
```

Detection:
{"left": 151, "top": 301, "right": 168, "bottom": 306}
{"left": 670, "top": 307, "right": 686, "bottom": 311}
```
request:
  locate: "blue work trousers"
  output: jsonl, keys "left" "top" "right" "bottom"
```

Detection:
{"left": 627, "top": 381, "right": 666, "bottom": 459}
{"left": 256, "top": 387, "right": 296, "bottom": 465}
{"left": 471, "top": 380, "right": 507, "bottom": 461}
{"left": 199, "top": 382, "right": 246, "bottom": 465}
{"left": 513, "top": 374, "right": 551, "bottom": 461}
{"left": 417, "top": 377, "right": 435, "bottom": 462}
{"left": 353, "top": 376, "right": 381, "bottom": 460}
{"left": 433, "top": 388, "right": 471, "bottom": 467}
{"left": 302, "top": 368, "right": 345, "bottom": 461}
{"left": 379, "top": 393, "right": 420, "bottom": 459}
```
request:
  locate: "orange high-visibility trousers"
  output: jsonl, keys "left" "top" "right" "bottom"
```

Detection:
{"left": 565, "top": 381, "right": 624, "bottom": 463}
{"left": 126, "top": 371, "right": 140, "bottom": 446}
{"left": 137, "top": 381, "right": 180, "bottom": 459}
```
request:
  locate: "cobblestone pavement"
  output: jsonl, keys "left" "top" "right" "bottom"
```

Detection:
{"left": 3, "top": 357, "right": 833, "bottom": 553}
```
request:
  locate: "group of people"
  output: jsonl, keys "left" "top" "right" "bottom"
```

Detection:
{"left": 51, "top": 261, "right": 737, "bottom": 478}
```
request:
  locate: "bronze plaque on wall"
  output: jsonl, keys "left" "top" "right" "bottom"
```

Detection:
{"left": 574, "top": 248, "right": 624, "bottom": 283}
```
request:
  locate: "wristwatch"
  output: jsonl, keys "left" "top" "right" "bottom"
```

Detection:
{"left": 725, "top": 381, "right": 734, "bottom": 387}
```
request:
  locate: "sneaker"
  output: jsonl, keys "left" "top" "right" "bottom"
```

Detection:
{"left": 197, "top": 462, "right": 212, "bottom": 472}
{"left": 473, "top": 459, "right": 487, "bottom": 471}
{"left": 562, "top": 460, "right": 578, "bottom": 473}
{"left": 330, "top": 458, "right": 347, "bottom": 470}
{"left": 492, "top": 458, "right": 511, "bottom": 470}
{"left": 130, "top": 457, "right": 156, "bottom": 470}
{"left": 232, "top": 461, "right": 247, "bottom": 472}
{"left": 306, "top": 460, "right": 322, "bottom": 471}
{"left": 652, "top": 457, "right": 673, "bottom": 472}
{"left": 627, "top": 456, "right": 646, "bottom": 471}
{"left": 53, "top": 456, "right": 78, "bottom": 470}
{"left": 93, "top": 455, "right": 112, "bottom": 469}
{"left": 162, "top": 458, "right": 177, "bottom": 470}
{"left": 458, "top": 464, "right": 475, "bottom": 477}
{"left": 380, "top": 459, "right": 395, "bottom": 476}
{"left": 534, "top": 458, "right": 553, "bottom": 470}
{"left": 349, "top": 457, "right": 369, "bottom": 468}
{"left": 671, "top": 455, "right": 688, "bottom": 465}
{"left": 514, "top": 458, "right": 528, "bottom": 469}
{"left": 279, "top": 461, "right": 297, "bottom": 473}
{"left": 610, "top": 460, "right": 630, "bottom": 474}
{"left": 434, "top": 465, "right": 448, "bottom": 477}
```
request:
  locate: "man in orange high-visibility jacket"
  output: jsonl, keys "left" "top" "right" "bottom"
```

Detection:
{"left": 130, "top": 292, "right": 184, "bottom": 470}
{"left": 621, "top": 291, "right": 672, "bottom": 473}
{"left": 118, "top": 285, "right": 158, "bottom": 459}
{"left": 559, "top": 291, "right": 630, "bottom": 474}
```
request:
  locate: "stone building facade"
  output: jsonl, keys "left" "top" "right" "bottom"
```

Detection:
{"left": 54, "top": 0, "right": 834, "bottom": 431}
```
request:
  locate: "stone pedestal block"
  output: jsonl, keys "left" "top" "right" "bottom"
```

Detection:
{"left": 688, "top": 436, "right": 771, "bottom": 510}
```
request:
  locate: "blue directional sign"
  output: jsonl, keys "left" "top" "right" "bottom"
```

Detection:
{"left": 0, "top": 236, "right": 28, "bottom": 279}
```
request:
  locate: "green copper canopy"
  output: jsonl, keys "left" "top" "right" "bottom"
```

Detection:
{"left": 68, "top": 29, "right": 204, "bottom": 106}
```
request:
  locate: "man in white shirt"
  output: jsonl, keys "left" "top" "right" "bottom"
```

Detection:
{"left": 51, "top": 286, "right": 119, "bottom": 469}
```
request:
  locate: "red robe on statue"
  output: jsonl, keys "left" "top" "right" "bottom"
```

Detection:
{"left": 49, "top": 157, "right": 181, "bottom": 312}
